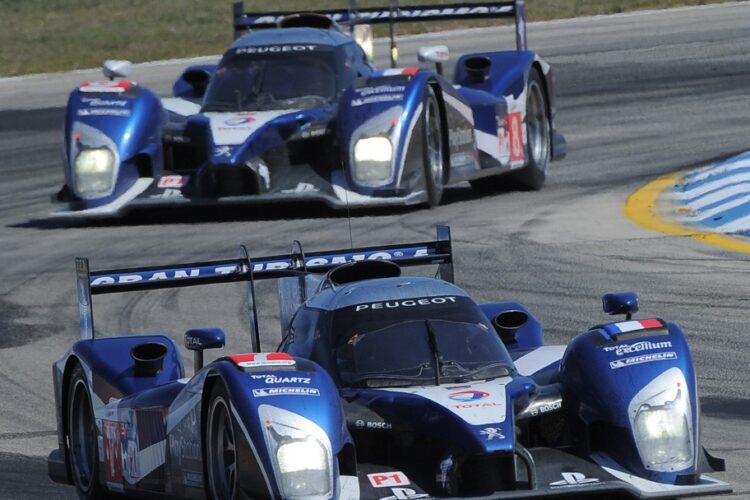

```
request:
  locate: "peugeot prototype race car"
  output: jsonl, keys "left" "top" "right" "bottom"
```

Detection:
{"left": 47, "top": 226, "right": 730, "bottom": 498}
{"left": 51, "top": 1, "right": 566, "bottom": 218}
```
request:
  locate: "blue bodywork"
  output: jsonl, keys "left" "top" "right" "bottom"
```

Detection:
{"left": 53, "top": 17, "right": 565, "bottom": 218}
{"left": 48, "top": 227, "right": 729, "bottom": 498}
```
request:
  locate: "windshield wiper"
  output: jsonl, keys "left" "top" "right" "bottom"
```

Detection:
{"left": 425, "top": 320, "right": 441, "bottom": 386}
{"left": 451, "top": 362, "right": 511, "bottom": 382}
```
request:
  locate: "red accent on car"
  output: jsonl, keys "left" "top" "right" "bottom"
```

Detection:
{"left": 638, "top": 318, "right": 664, "bottom": 329}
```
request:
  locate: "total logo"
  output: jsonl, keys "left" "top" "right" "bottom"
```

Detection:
{"left": 448, "top": 390, "right": 489, "bottom": 402}
{"left": 224, "top": 113, "right": 256, "bottom": 126}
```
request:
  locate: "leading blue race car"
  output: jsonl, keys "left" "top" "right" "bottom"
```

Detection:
{"left": 51, "top": 1, "right": 566, "bottom": 218}
{"left": 47, "top": 226, "right": 731, "bottom": 498}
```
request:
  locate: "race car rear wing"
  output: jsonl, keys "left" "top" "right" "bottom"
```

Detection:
{"left": 75, "top": 226, "right": 454, "bottom": 349}
{"left": 232, "top": 1, "right": 528, "bottom": 67}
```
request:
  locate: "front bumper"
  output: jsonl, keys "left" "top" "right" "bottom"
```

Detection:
{"left": 49, "top": 177, "right": 427, "bottom": 219}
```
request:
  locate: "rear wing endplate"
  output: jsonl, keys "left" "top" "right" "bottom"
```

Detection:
{"left": 75, "top": 226, "right": 454, "bottom": 346}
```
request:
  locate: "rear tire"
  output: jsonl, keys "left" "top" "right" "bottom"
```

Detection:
{"left": 422, "top": 86, "right": 445, "bottom": 207}
{"left": 205, "top": 383, "right": 239, "bottom": 500}
{"left": 512, "top": 68, "right": 551, "bottom": 190}
{"left": 67, "top": 364, "right": 105, "bottom": 500}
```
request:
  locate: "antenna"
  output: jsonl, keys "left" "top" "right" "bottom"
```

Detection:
{"left": 240, "top": 245, "right": 261, "bottom": 352}
{"left": 345, "top": 188, "right": 354, "bottom": 250}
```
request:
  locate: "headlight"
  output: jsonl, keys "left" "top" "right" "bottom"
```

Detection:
{"left": 629, "top": 367, "right": 694, "bottom": 472}
{"left": 634, "top": 400, "right": 692, "bottom": 470}
{"left": 74, "top": 148, "right": 115, "bottom": 195}
{"left": 277, "top": 438, "right": 330, "bottom": 496}
{"left": 353, "top": 136, "right": 393, "bottom": 186}
{"left": 259, "top": 404, "right": 334, "bottom": 499}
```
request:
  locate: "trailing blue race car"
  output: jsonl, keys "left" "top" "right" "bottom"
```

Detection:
{"left": 51, "top": 1, "right": 566, "bottom": 218}
{"left": 47, "top": 226, "right": 730, "bottom": 498}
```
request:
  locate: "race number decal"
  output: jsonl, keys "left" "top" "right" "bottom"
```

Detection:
{"left": 157, "top": 175, "right": 184, "bottom": 188}
{"left": 102, "top": 420, "right": 124, "bottom": 485}
{"left": 507, "top": 112, "right": 524, "bottom": 162}
{"left": 368, "top": 471, "right": 410, "bottom": 488}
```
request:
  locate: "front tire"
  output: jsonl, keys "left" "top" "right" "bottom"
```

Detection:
{"left": 422, "top": 86, "right": 445, "bottom": 207}
{"left": 67, "top": 364, "right": 105, "bottom": 500}
{"left": 512, "top": 68, "right": 551, "bottom": 190}
{"left": 205, "top": 383, "right": 239, "bottom": 500}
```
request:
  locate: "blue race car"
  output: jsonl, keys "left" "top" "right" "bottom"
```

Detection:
{"left": 51, "top": 1, "right": 566, "bottom": 218}
{"left": 47, "top": 226, "right": 730, "bottom": 498}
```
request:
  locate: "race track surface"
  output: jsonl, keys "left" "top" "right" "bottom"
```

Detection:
{"left": 1, "top": 3, "right": 749, "bottom": 498}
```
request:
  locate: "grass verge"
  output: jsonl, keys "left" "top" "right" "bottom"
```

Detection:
{"left": 0, "top": 0, "right": 736, "bottom": 77}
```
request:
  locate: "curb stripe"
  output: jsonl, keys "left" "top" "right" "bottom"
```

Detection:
{"left": 623, "top": 173, "right": 750, "bottom": 254}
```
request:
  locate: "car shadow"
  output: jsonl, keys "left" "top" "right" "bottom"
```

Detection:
{"left": 12, "top": 184, "right": 512, "bottom": 229}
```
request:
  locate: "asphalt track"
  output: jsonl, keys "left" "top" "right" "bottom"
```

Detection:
{"left": 1, "top": 3, "right": 749, "bottom": 498}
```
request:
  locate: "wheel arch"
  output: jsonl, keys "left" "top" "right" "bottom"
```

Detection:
{"left": 59, "top": 355, "right": 83, "bottom": 483}
{"left": 427, "top": 79, "right": 451, "bottom": 184}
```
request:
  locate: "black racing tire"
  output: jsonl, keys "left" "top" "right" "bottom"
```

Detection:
{"left": 422, "top": 86, "right": 445, "bottom": 207}
{"left": 205, "top": 382, "right": 239, "bottom": 500}
{"left": 512, "top": 68, "right": 551, "bottom": 190}
{"left": 67, "top": 364, "right": 105, "bottom": 500}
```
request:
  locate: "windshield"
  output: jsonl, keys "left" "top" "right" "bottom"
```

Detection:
{"left": 203, "top": 46, "right": 338, "bottom": 112}
{"left": 333, "top": 296, "right": 513, "bottom": 388}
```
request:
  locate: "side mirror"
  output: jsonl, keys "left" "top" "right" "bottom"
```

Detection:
{"left": 185, "top": 328, "right": 225, "bottom": 372}
{"left": 418, "top": 46, "right": 449, "bottom": 76}
{"left": 602, "top": 292, "right": 639, "bottom": 320}
{"left": 102, "top": 60, "right": 132, "bottom": 80}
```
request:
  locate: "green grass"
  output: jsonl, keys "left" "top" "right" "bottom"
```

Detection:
{"left": 0, "top": 0, "right": 735, "bottom": 77}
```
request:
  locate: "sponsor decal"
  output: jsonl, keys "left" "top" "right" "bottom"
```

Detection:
{"left": 368, "top": 471, "right": 410, "bottom": 488}
{"left": 610, "top": 351, "right": 677, "bottom": 369}
{"left": 231, "top": 352, "right": 296, "bottom": 368}
{"left": 157, "top": 175, "right": 184, "bottom": 188}
{"left": 356, "top": 296, "right": 457, "bottom": 312}
{"left": 77, "top": 108, "right": 131, "bottom": 117}
{"left": 449, "top": 128, "right": 474, "bottom": 148}
{"left": 224, "top": 113, "right": 256, "bottom": 126}
{"left": 448, "top": 390, "right": 489, "bottom": 402}
{"left": 603, "top": 340, "right": 673, "bottom": 356}
{"left": 550, "top": 472, "right": 599, "bottom": 488}
{"left": 81, "top": 97, "right": 129, "bottom": 107}
{"left": 184, "top": 336, "right": 203, "bottom": 349}
{"left": 529, "top": 400, "right": 562, "bottom": 416}
{"left": 354, "top": 420, "right": 393, "bottom": 430}
{"left": 150, "top": 188, "right": 183, "bottom": 199}
{"left": 380, "top": 488, "right": 430, "bottom": 500}
{"left": 352, "top": 85, "right": 406, "bottom": 106}
{"left": 281, "top": 182, "right": 319, "bottom": 194}
{"left": 235, "top": 44, "right": 317, "bottom": 55}
{"left": 252, "top": 387, "right": 320, "bottom": 397}
{"left": 124, "top": 439, "right": 139, "bottom": 481}
{"left": 249, "top": 6, "right": 513, "bottom": 26}
{"left": 214, "top": 145, "right": 233, "bottom": 158}
{"left": 250, "top": 374, "right": 311, "bottom": 384}
{"left": 356, "top": 85, "right": 406, "bottom": 97}
{"left": 507, "top": 112, "right": 524, "bottom": 162}
{"left": 479, "top": 427, "right": 505, "bottom": 440}
{"left": 169, "top": 434, "right": 201, "bottom": 464}
{"left": 183, "top": 470, "right": 203, "bottom": 486}
{"left": 79, "top": 80, "right": 135, "bottom": 93}
{"left": 102, "top": 420, "right": 124, "bottom": 485}
{"left": 89, "top": 246, "right": 433, "bottom": 286}
{"left": 352, "top": 93, "right": 404, "bottom": 107}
